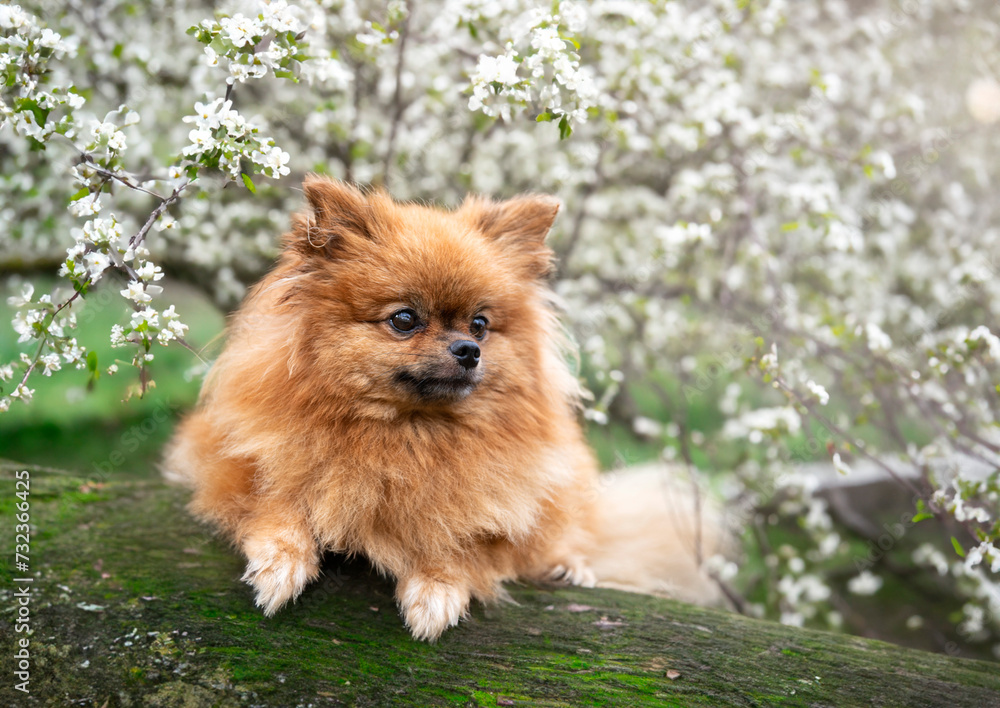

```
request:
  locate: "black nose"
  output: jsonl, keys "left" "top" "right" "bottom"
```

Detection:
{"left": 449, "top": 340, "right": 480, "bottom": 369}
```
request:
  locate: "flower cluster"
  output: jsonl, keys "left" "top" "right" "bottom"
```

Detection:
{"left": 190, "top": 0, "right": 308, "bottom": 84}
{"left": 0, "top": 1, "right": 311, "bottom": 410}
{"left": 3, "top": 282, "right": 84, "bottom": 411}
{"left": 0, "top": 4, "right": 81, "bottom": 144}
{"left": 465, "top": 0, "right": 596, "bottom": 136}
{"left": 182, "top": 98, "right": 290, "bottom": 180}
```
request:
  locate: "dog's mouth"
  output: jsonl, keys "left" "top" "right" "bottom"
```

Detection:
{"left": 393, "top": 369, "right": 482, "bottom": 401}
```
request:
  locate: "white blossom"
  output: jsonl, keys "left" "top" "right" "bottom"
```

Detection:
{"left": 865, "top": 323, "right": 892, "bottom": 353}
{"left": 7, "top": 283, "right": 34, "bottom": 307}
{"left": 968, "top": 326, "right": 1000, "bottom": 360}
{"left": 121, "top": 281, "right": 152, "bottom": 304}
{"left": 84, "top": 251, "right": 111, "bottom": 281}
{"left": 832, "top": 453, "right": 852, "bottom": 476}
{"left": 39, "top": 352, "right": 61, "bottom": 376}
{"left": 806, "top": 380, "right": 829, "bottom": 406}
{"left": 68, "top": 195, "right": 102, "bottom": 217}
{"left": 135, "top": 262, "right": 164, "bottom": 282}
{"left": 110, "top": 324, "right": 127, "bottom": 348}
{"left": 130, "top": 307, "right": 159, "bottom": 329}
{"left": 219, "top": 14, "right": 263, "bottom": 49}
{"left": 9, "top": 383, "right": 34, "bottom": 402}
{"left": 847, "top": 571, "right": 883, "bottom": 596}
{"left": 253, "top": 145, "right": 291, "bottom": 178}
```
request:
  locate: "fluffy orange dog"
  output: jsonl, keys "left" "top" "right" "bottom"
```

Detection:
{"left": 165, "top": 177, "right": 721, "bottom": 640}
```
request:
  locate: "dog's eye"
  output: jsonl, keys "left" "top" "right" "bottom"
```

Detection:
{"left": 390, "top": 309, "right": 419, "bottom": 333}
{"left": 470, "top": 315, "right": 488, "bottom": 339}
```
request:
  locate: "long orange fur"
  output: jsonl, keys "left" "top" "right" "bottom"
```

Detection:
{"left": 164, "top": 177, "right": 610, "bottom": 640}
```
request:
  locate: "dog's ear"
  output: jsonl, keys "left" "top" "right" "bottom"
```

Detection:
{"left": 464, "top": 194, "right": 560, "bottom": 278}
{"left": 286, "top": 175, "right": 383, "bottom": 257}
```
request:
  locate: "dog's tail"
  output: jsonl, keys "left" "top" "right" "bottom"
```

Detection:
{"left": 587, "top": 463, "right": 734, "bottom": 606}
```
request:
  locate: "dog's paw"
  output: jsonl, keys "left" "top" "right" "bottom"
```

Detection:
{"left": 397, "top": 575, "right": 470, "bottom": 642}
{"left": 241, "top": 532, "right": 319, "bottom": 616}
{"left": 549, "top": 558, "right": 597, "bottom": 588}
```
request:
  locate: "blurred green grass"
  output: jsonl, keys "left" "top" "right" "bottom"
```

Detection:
{"left": 1, "top": 275, "right": 224, "bottom": 471}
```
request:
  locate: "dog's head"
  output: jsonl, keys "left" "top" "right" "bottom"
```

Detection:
{"left": 278, "top": 176, "right": 563, "bottom": 417}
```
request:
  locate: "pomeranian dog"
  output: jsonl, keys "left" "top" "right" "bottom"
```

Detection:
{"left": 164, "top": 177, "right": 724, "bottom": 640}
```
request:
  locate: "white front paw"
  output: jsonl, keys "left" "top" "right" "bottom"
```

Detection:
{"left": 397, "top": 576, "right": 470, "bottom": 642}
{"left": 550, "top": 559, "right": 597, "bottom": 588}
{"left": 241, "top": 533, "right": 319, "bottom": 616}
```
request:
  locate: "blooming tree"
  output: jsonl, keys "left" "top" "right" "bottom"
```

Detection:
{"left": 2, "top": 0, "right": 999, "bottom": 658}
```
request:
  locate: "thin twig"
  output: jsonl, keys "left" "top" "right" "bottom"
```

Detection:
{"left": 12, "top": 287, "right": 86, "bottom": 394}
{"left": 79, "top": 157, "right": 165, "bottom": 199}
{"left": 382, "top": 4, "right": 414, "bottom": 188}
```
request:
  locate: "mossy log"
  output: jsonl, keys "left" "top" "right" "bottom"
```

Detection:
{"left": 2, "top": 471, "right": 999, "bottom": 707}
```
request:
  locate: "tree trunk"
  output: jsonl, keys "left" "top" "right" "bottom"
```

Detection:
{"left": 2, "top": 470, "right": 998, "bottom": 707}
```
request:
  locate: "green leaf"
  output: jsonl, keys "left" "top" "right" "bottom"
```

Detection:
{"left": 781, "top": 221, "right": 799, "bottom": 232}
{"left": 863, "top": 164, "right": 874, "bottom": 179}
{"left": 536, "top": 112, "right": 552, "bottom": 122}
{"left": 558, "top": 115, "right": 572, "bottom": 140}
{"left": 951, "top": 536, "right": 965, "bottom": 558}
{"left": 559, "top": 33, "right": 581, "bottom": 50}
{"left": 86, "top": 351, "right": 98, "bottom": 374}
{"left": 241, "top": 173, "right": 256, "bottom": 193}
{"left": 16, "top": 97, "right": 50, "bottom": 127}
{"left": 70, "top": 187, "right": 90, "bottom": 202}
{"left": 911, "top": 512, "right": 933, "bottom": 523}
